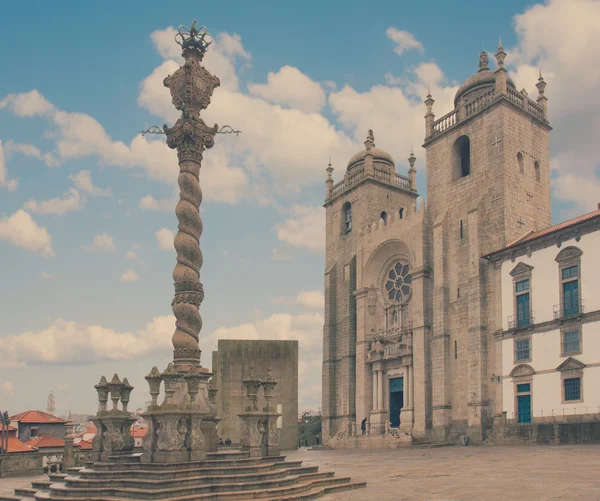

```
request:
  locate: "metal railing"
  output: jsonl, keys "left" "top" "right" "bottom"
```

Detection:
{"left": 553, "top": 299, "right": 585, "bottom": 320}
{"left": 503, "top": 405, "right": 600, "bottom": 424}
{"left": 507, "top": 312, "right": 535, "bottom": 330}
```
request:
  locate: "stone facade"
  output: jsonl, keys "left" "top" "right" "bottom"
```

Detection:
{"left": 323, "top": 45, "right": 557, "bottom": 446}
{"left": 212, "top": 340, "right": 298, "bottom": 450}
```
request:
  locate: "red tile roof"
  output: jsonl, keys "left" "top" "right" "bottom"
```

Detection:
{"left": 131, "top": 427, "right": 147, "bottom": 438}
{"left": 78, "top": 439, "right": 93, "bottom": 450}
{"left": 7, "top": 437, "right": 37, "bottom": 453}
{"left": 10, "top": 410, "right": 67, "bottom": 424}
{"left": 25, "top": 436, "right": 65, "bottom": 448}
{"left": 485, "top": 206, "right": 600, "bottom": 258}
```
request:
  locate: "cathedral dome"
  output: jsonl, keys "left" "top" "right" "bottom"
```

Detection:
{"left": 347, "top": 130, "right": 395, "bottom": 172}
{"left": 454, "top": 51, "right": 515, "bottom": 107}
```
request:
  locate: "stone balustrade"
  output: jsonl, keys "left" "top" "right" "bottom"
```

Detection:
{"left": 429, "top": 87, "right": 548, "bottom": 140}
{"left": 330, "top": 164, "right": 412, "bottom": 201}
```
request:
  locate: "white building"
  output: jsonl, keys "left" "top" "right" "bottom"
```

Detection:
{"left": 485, "top": 206, "right": 600, "bottom": 424}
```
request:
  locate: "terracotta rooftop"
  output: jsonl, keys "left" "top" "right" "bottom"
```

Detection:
{"left": 131, "top": 426, "right": 148, "bottom": 438}
{"left": 11, "top": 410, "right": 67, "bottom": 424}
{"left": 25, "top": 436, "right": 66, "bottom": 448}
{"left": 485, "top": 205, "right": 600, "bottom": 258}
{"left": 7, "top": 437, "right": 38, "bottom": 453}
{"left": 78, "top": 439, "right": 93, "bottom": 450}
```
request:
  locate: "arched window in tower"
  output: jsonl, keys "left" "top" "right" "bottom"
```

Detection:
{"left": 453, "top": 135, "right": 471, "bottom": 179}
{"left": 517, "top": 152, "right": 524, "bottom": 174}
{"left": 534, "top": 161, "right": 541, "bottom": 183}
{"left": 342, "top": 202, "right": 352, "bottom": 234}
{"left": 399, "top": 207, "right": 404, "bottom": 219}
{"left": 380, "top": 211, "right": 388, "bottom": 224}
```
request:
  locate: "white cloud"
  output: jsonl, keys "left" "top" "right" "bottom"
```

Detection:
{"left": 386, "top": 27, "right": 425, "bottom": 57}
{"left": 69, "top": 170, "right": 111, "bottom": 197}
{"left": 120, "top": 269, "right": 140, "bottom": 282}
{"left": 139, "top": 194, "right": 176, "bottom": 212}
{"left": 505, "top": 0, "right": 600, "bottom": 216}
{"left": 0, "top": 89, "right": 54, "bottom": 117}
{"left": 0, "top": 140, "right": 18, "bottom": 191}
{"left": 3, "top": 140, "right": 59, "bottom": 167}
{"left": 0, "top": 381, "right": 15, "bottom": 398}
{"left": 271, "top": 290, "right": 324, "bottom": 309}
{"left": 24, "top": 187, "right": 83, "bottom": 215}
{"left": 125, "top": 250, "right": 137, "bottom": 260}
{"left": 274, "top": 205, "right": 325, "bottom": 253}
{"left": 0, "top": 209, "right": 54, "bottom": 257}
{"left": 248, "top": 65, "right": 326, "bottom": 113}
{"left": 1, "top": 316, "right": 174, "bottom": 367}
{"left": 156, "top": 228, "right": 174, "bottom": 250}
{"left": 41, "top": 272, "right": 56, "bottom": 280}
{"left": 83, "top": 233, "right": 115, "bottom": 253}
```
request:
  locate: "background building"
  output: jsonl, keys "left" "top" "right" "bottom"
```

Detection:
{"left": 212, "top": 339, "right": 298, "bottom": 450}
{"left": 322, "top": 44, "right": 600, "bottom": 446}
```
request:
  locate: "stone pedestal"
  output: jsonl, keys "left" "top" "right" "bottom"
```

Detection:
{"left": 399, "top": 406, "right": 414, "bottom": 433}
{"left": 141, "top": 366, "right": 219, "bottom": 463}
{"left": 369, "top": 410, "right": 386, "bottom": 435}
{"left": 63, "top": 422, "right": 75, "bottom": 469}
{"left": 92, "top": 413, "right": 136, "bottom": 462}
{"left": 238, "top": 412, "right": 281, "bottom": 457}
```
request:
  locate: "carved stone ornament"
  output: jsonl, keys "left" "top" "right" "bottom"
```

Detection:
{"left": 367, "top": 288, "right": 377, "bottom": 315}
{"left": 156, "top": 418, "right": 186, "bottom": 451}
{"left": 163, "top": 53, "right": 220, "bottom": 115}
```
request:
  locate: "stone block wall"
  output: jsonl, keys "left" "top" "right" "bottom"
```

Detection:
{"left": 213, "top": 340, "right": 298, "bottom": 450}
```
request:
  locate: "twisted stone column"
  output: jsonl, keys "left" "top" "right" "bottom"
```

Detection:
{"left": 163, "top": 23, "right": 220, "bottom": 372}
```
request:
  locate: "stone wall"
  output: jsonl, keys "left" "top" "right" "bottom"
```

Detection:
{"left": 0, "top": 452, "right": 43, "bottom": 478}
{"left": 490, "top": 419, "right": 600, "bottom": 445}
{"left": 17, "top": 422, "right": 65, "bottom": 442}
{"left": 213, "top": 340, "right": 298, "bottom": 450}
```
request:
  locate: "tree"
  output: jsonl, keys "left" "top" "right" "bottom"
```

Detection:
{"left": 298, "top": 410, "right": 322, "bottom": 447}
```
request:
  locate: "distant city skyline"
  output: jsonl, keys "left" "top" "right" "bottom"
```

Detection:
{"left": 1, "top": 0, "right": 599, "bottom": 415}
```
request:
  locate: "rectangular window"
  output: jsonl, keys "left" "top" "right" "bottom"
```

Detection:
{"left": 516, "top": 293, "right": 531, "bottom": 327}
{"left": 516, "top": 383, "right": 530, "bottom": 393}
{"left": 516, "top": 279, "right": 530, "bottom": 292}
{"left": 563, "top": 280, "right": 580, "bottom": 316}
{"left": 563, "top": 330, "right": 580, "bottom": 354}
{"left": 564, "top": 377, "right": 581, "bottom": 401}
{"left": 515, "top": 338, "right": 531, "bottom": 362}
{"left": 562, "top": 265, "right": 579, "bottom": 280}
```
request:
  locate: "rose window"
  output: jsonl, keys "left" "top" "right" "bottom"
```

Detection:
{"left": 384, "top": 262, "right": 412, "bottom": 303}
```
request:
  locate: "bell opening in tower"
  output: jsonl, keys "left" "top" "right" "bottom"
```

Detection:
{"left": 453, "top": 135, "right": 471, "bottom": 179}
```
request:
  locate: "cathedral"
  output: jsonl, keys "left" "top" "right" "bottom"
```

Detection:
{"left": 322, "top": 43, "right": 600, "bottom": 446}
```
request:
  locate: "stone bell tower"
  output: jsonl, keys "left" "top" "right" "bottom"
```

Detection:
{"left": 322, "top": 130, "right": 418, "bottom": 438}
{"left": 422, "top": 41, "right": 552, "bottom": 442}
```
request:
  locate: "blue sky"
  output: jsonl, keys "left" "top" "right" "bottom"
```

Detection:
{"left": 1, "top": 0, "right": 599, "bottom": 416}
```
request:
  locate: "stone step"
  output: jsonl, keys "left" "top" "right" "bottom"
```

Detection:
{"left": 78, "top": 460, "right": 301, "bottom": 480}
{"left": 30, "top": 481, "right": 52, "bottom": 490}
{"left": 48, "top": 472, "right": 336, "bottom": 500}
{"left": 66, "top": 466, "right": 319, "bottom": 489}
{"left": 206, "top": 451, "right": 249, "bottom": 460}
{"left": 48, "top": 474, "right": 67, "bottom": 482}
{"left": 107, "top": 454, "right": 142, "bottom": 464}
{"left": 91, "top": 456, "right": 285, "bottom": 472}
{"left": 13, "top": 489, "right": 37, "bottom": 498}
{"left": 260, "top": 480, "right": 367, "bottom": 501}
{"left": 0, "top": 496, "right": 25, "bottom": 501}
{"left": 37, "top": 476, "right": 356, "bottom": 501}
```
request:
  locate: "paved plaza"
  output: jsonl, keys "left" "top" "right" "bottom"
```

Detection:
{"left": 287, "top": 445, "right": 600, "bottom": 501}
{"left": 2, "top": 445, "right": 600, "bottom": 501}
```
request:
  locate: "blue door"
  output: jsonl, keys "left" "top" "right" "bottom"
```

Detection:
{"left": 563, "top": 281, "right": 579, "bottom": 316}
{"left": 517, "top": 293, "right": 530, "bottom": 327}
{"left": 517, "top": 395, "right": 531, "bottom": 423}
